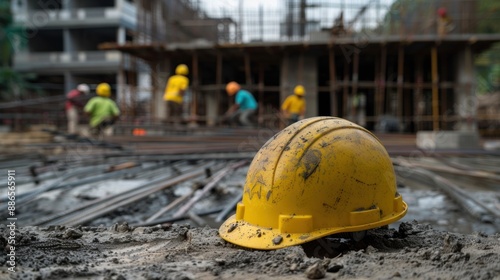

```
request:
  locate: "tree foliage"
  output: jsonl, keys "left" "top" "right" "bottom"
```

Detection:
{"left": 0, "top": 0, "right": 38, "bottom": 101}
{"left": 383, "top": 0, "right": 500, "bottom": 34}
{"left": 477, "top": 0, "right": 500, "bottom": 34}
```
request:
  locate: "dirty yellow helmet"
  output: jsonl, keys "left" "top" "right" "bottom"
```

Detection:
{"left": 219, "top": 117, "right": 407, "bottom": 250}
{"left": 294, "top": 85, "right": 305, "bottom": 96}
{"left": 96, "top": 83, "right": 111, "bottom": 97}
{"left": 225, "top": 81, "right": 241, "bottom": 96}
{"left": 175, "top": 64, "right": 189, "bottom": 76}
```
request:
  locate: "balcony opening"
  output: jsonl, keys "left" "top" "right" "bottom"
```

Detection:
{"left": 28, "top": 30, "right": 63, "bottom": 52}
{"left": 71, "top": 0, "right": 115, "bottom": 9}
{"left": 27, "top": 0, "right": 62, "bottom": 11}
{"left": 69, "top": 27, "right": 117, "bottom": 51}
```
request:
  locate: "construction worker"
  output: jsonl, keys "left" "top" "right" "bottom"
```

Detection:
{"left": 281, "top": 85, "right": 306, "bottom": 126}
{"left": 219, "top": 117, "right": 407, "bottom": 250}
{"left": 224, "top": 81, "right": 258, "bottom": 127}
{"left": 65, "top": 83, "right": 90, "bottom": 135}
{"left": 84, "top": 83, "right": 120, "bottom": 137}
{"left": 437, "top": 7, "right": 454, "bottom": 36}
{"left": 164, "top": 64, "right": 189, "bottom": 125}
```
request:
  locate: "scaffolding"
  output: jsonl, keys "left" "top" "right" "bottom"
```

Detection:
{"left": 199, "top": 0, "right": 488, "bottom": 43}
{"left": 5, "top": 0, "right": 500, "bottom": 134}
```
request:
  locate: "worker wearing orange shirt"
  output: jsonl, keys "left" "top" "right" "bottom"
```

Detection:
{"left": 164, "top": 64, "right": 189, "bottom": 124}
{"left": 281, "top": 85, "right": 306, "bottom": 126}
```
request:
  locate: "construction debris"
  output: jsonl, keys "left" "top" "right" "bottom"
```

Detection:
{"left": 1, "top": 221, "right": 499, "bottom": 279}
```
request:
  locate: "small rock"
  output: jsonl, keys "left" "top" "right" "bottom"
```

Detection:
{"left": 443, "top": 234, "right": 463, "bottom": 253}
{"left": 227, "top": 223, "right": 238, "bottom": 233}
{"left": 392, "top": 271, "right": 401, "bottom": 278}
{"left": 273, "top": 236, "right": 283, "bottom": 245}
{"left": 305, "top": 262, "right": 326, "bottom": 279}
{"left": 326, "top": 263, "right": 343, "bottom": 273}
{"left": 63, "top": 228, "right": 83, "bottom": 239}
{"left": 290, "top": 263, "right": 298, "bottom": 271}
{"left": 133, "top": 227, "right": 153, "bottom": 234}
{"left": 365, "top": 245, "right": 378, "bottom": 253}
{"left": 215, "top": 258, "right": 226, "bottom": 266}
{"left": 111, "top": 222, "right": 130, "bottom": 233}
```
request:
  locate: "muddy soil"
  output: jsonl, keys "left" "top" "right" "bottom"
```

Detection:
{"left": 1, "top": 221, "right": 499, "bottom": 280}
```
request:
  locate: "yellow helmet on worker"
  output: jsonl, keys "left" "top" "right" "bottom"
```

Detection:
{"left": 294, "top": 85, "right": 305, "bottom": 96}
{"left": 96, "top": 83, "right": 111, "bottom": 97}
{"left": 175, "top": 64, "right": 189, "bottom": 76}
{"left": 226, "top": 81, "right": 241, "bottom": 96}
{"left": 219, "top": 117, "right": 407, "bottom": 250}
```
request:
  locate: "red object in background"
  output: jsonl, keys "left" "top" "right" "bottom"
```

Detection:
{"left": 437, "top": 7, "right": 447, "bottom": 18}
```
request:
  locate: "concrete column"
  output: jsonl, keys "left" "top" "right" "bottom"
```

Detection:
{"left": 62, "top": 0, "right": 74, "bottom": 10}
{"left": 205, "top": 92, "right": 218, "bottom": 126}
{"left": 116, "top": 70, "right": 126, "bottom": 103}
{"left": 64, "top": 71, "right": 75, "bottom": 94}
{"left": 153, "top": 58, "right": 170, "bottom": 120}
{"left": 117, "top": 27, "right": 126, "bottom": 44}
{"left": 206, "top": 53, "right": 223, "bottom": 127}
{"left": 280, "top": 53, "right": 318, "bottom": 117}
{"left": 454, "top": 46, "right": 477, "bottom": 131}
{"left": 63, "top": 28, "right": 74, "bottom": 52}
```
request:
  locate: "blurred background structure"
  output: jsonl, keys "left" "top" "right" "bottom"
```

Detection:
{"left": 1, "top": 0, "right": 500, "bottom": 136}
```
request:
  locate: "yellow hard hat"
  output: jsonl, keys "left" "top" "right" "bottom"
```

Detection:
{"left": 294, "top": 85, "right": 305, "bottom": 96}
{"left": 225, "top": 81, "right": 241, "bottom": 96}
{"left": 96, "top": 83, "right": 111, "bottom": 97}
{"left": 219, "top": 117, "right": 407, "bottom": 250}
{"left": 175, "top": 64, "right": 189, "bottom": 76}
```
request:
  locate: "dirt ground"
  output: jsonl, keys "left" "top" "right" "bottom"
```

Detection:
{"left": 1, "top": 221, "right": 499, "bottom": 280}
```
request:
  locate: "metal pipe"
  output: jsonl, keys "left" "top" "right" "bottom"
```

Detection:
{"left": 54, "top": 162, "right": 219, "bottom": 226}
{"left": 145, "top": 190, "right": 194, "bottom": 222}
{"left": 172, "top": 160, "right": 248, "bottom": 218}
{"left": 34, "top": 162, "right": 206, "bottom": 226}
{"left": 215, "top": 191, "right": 243, "bottom": 222}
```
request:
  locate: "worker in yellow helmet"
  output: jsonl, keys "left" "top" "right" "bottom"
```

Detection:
{"left": 84, "top": 83, "right": 120, "bottom": 137}
{"left": 163, "top": 64, "right": 189, "bottom": 125}
{"left": 281, "top": 85, "right": 306, "bottom": 126}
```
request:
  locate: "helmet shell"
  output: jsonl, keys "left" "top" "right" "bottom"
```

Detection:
{"left": 226, "top": 81, "right": 241, "bottom": 96}
{"left": 77, "top": 84, "right": 90, "bottom": 94}
{"left": 96, "top": 83, "right": 111, "bottom": 97}
{"left": 175, "top": 64, "right": 189, "bottom": 76}
{"left": 219, "top": 117, "right": 407, "bottom": 250}
{"left": 294, "top": 85, "right": 305, "bottom": 96}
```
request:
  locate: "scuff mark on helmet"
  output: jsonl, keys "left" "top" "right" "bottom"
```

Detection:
{"left": 301, "top": 149, "right": 321, "bottom": 180}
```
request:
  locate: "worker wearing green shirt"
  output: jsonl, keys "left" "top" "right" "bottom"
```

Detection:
{"left": 84, "top": 83, "right": 120, "bottom": 136}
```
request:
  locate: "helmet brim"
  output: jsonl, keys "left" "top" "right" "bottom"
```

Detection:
{"left": 219, "top": 201, "right": 407, "bottom": 250}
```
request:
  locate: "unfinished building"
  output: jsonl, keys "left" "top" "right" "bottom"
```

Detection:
{"left": 11, "top": 0, "right": 137, "bottom": 95}
{"left": 102, "top": 0, "right": 500, "bottom": 133}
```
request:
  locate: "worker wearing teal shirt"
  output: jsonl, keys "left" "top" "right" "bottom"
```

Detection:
{"left": 224, "top": 81, "right": 258, "bottom": 127}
